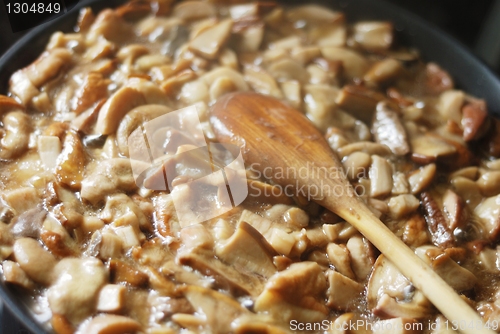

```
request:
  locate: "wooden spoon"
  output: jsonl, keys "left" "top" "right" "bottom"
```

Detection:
{"left": 210, "top": 92, "right": 491, "bottom": 334}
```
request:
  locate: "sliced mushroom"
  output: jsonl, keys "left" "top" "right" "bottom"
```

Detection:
{"left": 47, "top": 258, "right": 107, "bottom": 324}
{"left": 2, "top": 260, "right": 35, "bottom": 289}
{"left": 369, "top": 155, "right": 393, "bottom": 198}
{"left": 243, "top": 67, "right": 283, "bottom": 98}
{"left": 267, "top": 58, "right": 309, "bottom": 84}
{"left": 388, "top": 194, "right": 420, "bottom": 219}
{"left": 437, "top": 90, "right": 464, "bottom": 125}
{"left": 2, "top": 187, "right": 40, "bottom": 214}
{"left": 95, "top": 86, "right": 146, "bottom": 135}
{"left": 0, "top": 111, "right": 32, "bottom": 160}
{"left": 13, "top": 238, "right": 57, "bottom": 286}
{"left": 303, "top": 84, "right": 338, "bottom": 130}
{"left": 232, "top": 21, "right": 265, "bottom": 53}
{"left": 474, "top": 194, "right": 500, "bottom": 242}
{"left": 189, "top": 19, "right": 233, "bottom": 59}
{"left": 321, "top": 47, "right": 369, "bottom": 80}
{"left": 202, "top": 67, "right": 249, "bottom": 92}
{"left": 54, "top": 131, "right": 86, "bottom": 190}
{"left": 326, "top": 243, "right": 355, "bottom": 279}
{"left": 326, "top": 270, "right": 364, "bottom": 311}
{"left": 367, "top": 255, "right": 433, "bottom": 319}
{"left": 181, "top": 285, "right": 248, "bottom": 333}
{"left": 10, "top": 206, "right": 46, "bottom": 238}
{"left": 100, "top": 193, "right": 152, "bottom": 232}
{"left": 310, "top": 23, "right": 347, "bottom": 48}
{"left": 20, "top": 48, "right": 72, "bottom": 88}
{"left": 81, "top": 315, "right": 141, "bottom": 334}
{"left": 267, "top": 228, "right": 295, "bottom": 256}
{"left": 37, "top": 136, "right": 62, "bottom": 172}
{"left": 216, "top": 221, "right": 276, "bottom": 278}
{"left": 254, "top": 262, "right": 328, "bottom": 323}
{"left": 87, "top": 9, "right": 132, "bottom": 43}
{"left": 353, "top": 21, "right": 393, "bottom": 51}
{"left": 286, "top": 4, "right": 343, "bottom": 24}
{"left": 342, "top": 151, "right": 371, "bottom": 181}
{"left": 420, "top": 191, "right": 455, "bottom": 248}
{"left": 346, "top": 235, "right": 375, "bottom": 281}
{"left": 80, "top": 158, "right": 137, "bottom": 205}
{"left": 415, "top": 245, "right": 476, "bottom": 292}
{"left": 364, "top": 59, "right": 403, "bottom": 87}
{"left": 178, "top": 248, "right": 264, "bottom": 297}
{"left": 372, "top": 102, "right": 410, "bottom": 156}
{"left": 402, "top": 213, "right": 430, "bottom": 248}
{"left": 335, "top": 85, "right": 387, "bottom": 123}
{"left": 477, "top": 246, "right": 500, "bottom": 273}
{"left": 116, "top": 104, "right": 171, "bottom": 157}
{"left": 290, "top": 46, "right": 322, "bottom": 65}
{"left": 337, "top": 142, "right": 391, "bottom": 159}
{"left": 172, "top": 1, "right": 216, "bottom": 20}
{"left": 407, "top": 163, "right": 436, "bottom": 194}
{"left": 476, "top": 170, "right": 500, "bottom": 197}
{"left": 442, "top": 189, "right": 467, "bottom": 230}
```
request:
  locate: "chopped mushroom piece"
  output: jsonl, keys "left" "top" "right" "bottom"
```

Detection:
{"left": 181, "top": 285, "right": 248, "bottom": 333}
{"left": 13, "top": 237, "right": 56, "bottom": 285}
{"left": 216, "top": 221, "right": 277, "bottom": 278}
{"left": 326, "top": 270, "right": 364, "bottom": 311}
{"left": 364, "top": 59, "right": 403, "bottom": 87}
{"left": 47, "top": 258, "right": 108, "bottom": 323}
{"left": 388, "top": 194, "right": 420, "bottom": 219}
{"left": 38, "top": 136, "right": 62, "bottom": 172}
{"left": 335, "top": 85, "right": 386, "bottom": 123}
{"left": 369, "top": 155, "right": 393, "bottom": 198}
{"left": 474, "top": 194, "right": 500, "bottom": 242}
{"left": 372, "top": 102, "right": 410, "bottom": 156}
{"left": 321, "top": 47, "right": 369, "bottom": 80}
{"left": 80, "top": 159, "right": 137, "bottom": 205}
{"left": 81, "top": 314, "right": 141, "bottom": 334}
{"left": 415, "top": 245, "right": 476, "bottom": 292}
{"left": 407, "top": 163, "right": 436, "bottom": 194}
{"left": 97, "top": 284, "right": 126, "bottom": 313}
{"left": 178, "top": 248, "right": 265, "bottom": 297}
{"left": 337, "top": 142, "right": 391, "bottom": 159}
{"left": 353, "top": 21, "right": 393, "bottom": 51}
{"left": 188, "top": 19, "right": 233, "bottom": 60}
{"left": 326, "top": 243, "right": 355, "bottom": 279}
{"left": 0, "top": 111, "right": 32, "bottom": 160}
{"left": 55, "top": 131, "right": 85, "bottom": 190}
{"left": 172, "top": 1, "right": 216, "bottom": 20}
{"left": 346, "top": 235, "right": 375, "bottom": 281}
{"left": 254, "top": 262, "right": 328, "bottom": 323}
{"left": 437, "top": 90, "right": 464, "bottom": 125}
{"left": 442, "top": 189, "right": 467, "bottom": 230}
{"left": 2, "top": 260, "right": 35, "bottom": 289}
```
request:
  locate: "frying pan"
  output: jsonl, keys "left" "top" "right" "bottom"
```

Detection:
{"left": 0, "top": 0, "right": 500, "bottom": 333}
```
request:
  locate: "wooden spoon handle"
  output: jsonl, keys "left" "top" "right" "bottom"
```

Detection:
{"left": 330, "top": 196, "right": 489, "bottom": 334}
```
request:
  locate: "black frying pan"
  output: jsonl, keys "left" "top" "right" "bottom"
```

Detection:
{"left": 1, "top": 0, "right": 500, "bottom": 333}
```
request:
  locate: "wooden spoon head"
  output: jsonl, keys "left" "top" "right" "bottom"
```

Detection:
{"left": 210, "top": 92, "right": 354, "bottom": 206}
